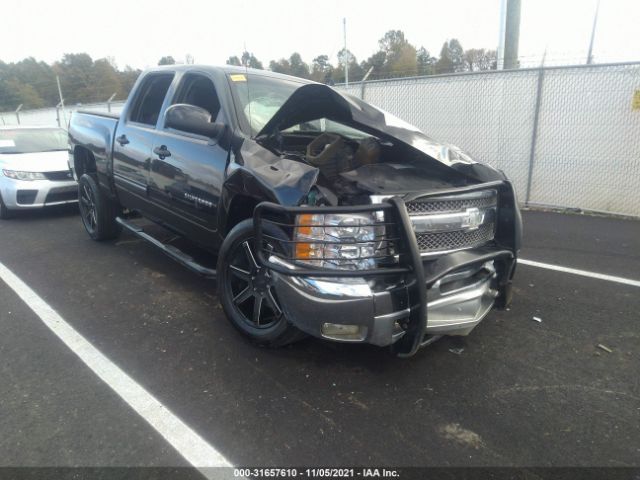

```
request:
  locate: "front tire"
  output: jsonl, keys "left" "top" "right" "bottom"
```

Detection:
{"left": 78, "top": 174, "right": 121, "bottom": 241}
{"left": 217, "top": 219, "right": 306, "bottom": 347}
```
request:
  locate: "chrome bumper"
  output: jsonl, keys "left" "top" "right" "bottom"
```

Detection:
{"left": 0, "top": 177, "right": 78, "bottom": 209}
{"left": 272, "top": 259, "right": 499, "bottom": 347}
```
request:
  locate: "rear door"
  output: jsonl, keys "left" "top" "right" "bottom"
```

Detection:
{"left": 112, "top": 72, "right": 174, "bottom": 205}
{"left": 149, "top": 72, "right": 229, "bottom": 242}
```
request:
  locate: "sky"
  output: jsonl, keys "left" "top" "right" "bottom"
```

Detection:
{"left": 1, "top": 0, "right": 639, "bottom": 70}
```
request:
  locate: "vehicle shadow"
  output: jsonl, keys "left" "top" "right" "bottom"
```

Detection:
{"left": 1, "top": 203, "right": 79, "bottom": 222}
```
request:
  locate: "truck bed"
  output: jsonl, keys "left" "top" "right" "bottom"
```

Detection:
{"left": 76, "top": 110, "right": 120, "bottom": 120}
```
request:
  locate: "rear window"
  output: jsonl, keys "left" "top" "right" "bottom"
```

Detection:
{"left": 129, "top": 73, "right": 174, "bottom": 126}
{"left": 0, "top": 128, "right": 67, "bottom": 154}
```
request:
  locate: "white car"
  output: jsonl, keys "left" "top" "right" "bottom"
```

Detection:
{"left": 0, "top": 126, "right": 77, "bottom": 219}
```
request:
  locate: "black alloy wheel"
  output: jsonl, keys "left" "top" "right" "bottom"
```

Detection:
{"left": 79, "top": 180, "right": 97, "bottom": 235}
{"left": 228, "top": 239, "right": 283, "bottom": 329}
{"left": 217, "top": 219, "right": 306, "bottom": 347}
{"left": 77, "top": 174, "right": 121, "bottom": 241}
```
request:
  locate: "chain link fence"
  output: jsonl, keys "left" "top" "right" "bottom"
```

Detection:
{"left": 2, "top": 63, "right": 639, "bottom": 216}
{"left": 338, "top": 62, "right": 640, "bottom": 217}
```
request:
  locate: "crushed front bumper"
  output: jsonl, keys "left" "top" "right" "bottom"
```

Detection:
{"left": 254, "top": 182, "right": 519, "bottom": 356}
{"left": 270, "top": 250, "right": 512, "bottom": 348}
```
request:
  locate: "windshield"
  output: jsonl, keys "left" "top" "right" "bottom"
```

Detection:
{"left": 0, "top": 128, "right": 67, "bottom": 154}
{"left": 229, "top": 73, "right": 306, "bottom": 136}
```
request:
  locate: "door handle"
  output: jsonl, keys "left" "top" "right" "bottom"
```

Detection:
{"left": 153, "top": 145, "right": 172, "bottom": 159}
{"left": 116, "top": 134, "right": 129, "bottom": 146}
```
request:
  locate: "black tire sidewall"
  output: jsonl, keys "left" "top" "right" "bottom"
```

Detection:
{"left": 217, "top": 219, "right": 294, "bottom": 344}
{"left": 78, "top": 174, "right": 120, "bottom": 241}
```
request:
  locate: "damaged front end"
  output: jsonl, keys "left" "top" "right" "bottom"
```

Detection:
{"left": 230, "top": 78, "right": 521, "bottom": 356}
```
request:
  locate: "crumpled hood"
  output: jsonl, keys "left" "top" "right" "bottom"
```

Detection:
{"left": 0, "top": 150, "right": 70, "bottom": 173}
{"left": 255, "top": 83, "right": 478, "bottom": 168}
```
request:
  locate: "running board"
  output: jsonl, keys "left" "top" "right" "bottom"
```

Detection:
{"left": 116, "top": 217, "right": 217, "bottom": 279}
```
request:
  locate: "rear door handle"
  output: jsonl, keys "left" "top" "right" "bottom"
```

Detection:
{"left": 116, "top": 134, "right": 129, "bottom": 146}
{"left": 153, "top": 145, "right": 171, "bottom": 159}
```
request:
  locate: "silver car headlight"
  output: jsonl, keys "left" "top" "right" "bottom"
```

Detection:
{"left": 2, "top": 170, "right": 47, "bottom": 181}
{"left": 293, "top": 212, "right": 385, "bottom": 270}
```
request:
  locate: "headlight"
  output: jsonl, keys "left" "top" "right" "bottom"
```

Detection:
{"left": 2, "top": 170, "right": 47, "bottom": 181}
{"left": 294, "top": 212, "right": 384, "bottom": 270}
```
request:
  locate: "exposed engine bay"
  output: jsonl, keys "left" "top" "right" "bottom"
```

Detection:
{"left": 264, "top": 128, "right": 472, "bottom": 207}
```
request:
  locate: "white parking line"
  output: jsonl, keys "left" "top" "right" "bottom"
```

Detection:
{"left": 518, "top": 258, "right": 640, "bottom": 288}
{"left": 0, "top": 261, "right": 233, "bottom": 478}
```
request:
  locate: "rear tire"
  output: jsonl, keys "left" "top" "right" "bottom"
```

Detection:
{"left": 78, "top": 174, "right": 121, "bottom": 241}
{"left": 217, "top": 219, "right": 306, "bottom": 347}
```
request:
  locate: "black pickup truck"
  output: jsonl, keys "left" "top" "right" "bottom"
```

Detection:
{"left": 69, "top": 65, "right": 521, "bottom": 357}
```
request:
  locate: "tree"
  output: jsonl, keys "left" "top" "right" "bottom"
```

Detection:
{"left": 269, "top": 58, "right": 292, "bottom": 75}
{"left": 416, "top": 47, "right": 437, "bottom": 76}
{"left": 361, "top": 50, "right": 386, "bottom": 78}
{"left": 91, "top": 58, "right": 122, "bottom": 101}
{"left": 463, "top": 48, "right": 497, "bottom": 71}
{"left": 158, "top": 56, "right": 176, "bottom": 65}
{"left": 10, "top": 57, "right": 58, "bottom": 105}
{"left": 311, "top": 55, "right": 334, "bottom": 83}
{"left": 435, "top": 39, "right": 465, "bottom": 73}
{"left": 118, "top": 66, "right": 141, "bottom": 100}
{"left": 1, "top": 78, "right": 45, "bottom": 109}
{"left": 334, "top": 48, "right": 363, "bottom": 82}
{"left": 288, "top": 52, "right": 309, "bottom": 79}
{"left": 241, "top": 51, "right": 264, "bottom": 69}
{"left": 361, "top": 30, "right": 418, "bottom": 79}
{"left": 53, "top": 53, "right": 95, "bottom": 104}
{"left": 226, "top": 56, "right": 242, "bottom": 66}
{"left": 0, "top": 54, "right": 142, "bottom": 109}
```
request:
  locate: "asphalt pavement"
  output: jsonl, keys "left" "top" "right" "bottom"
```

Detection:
{"left": 0, "top": 206, "right": 638, "bottom": 470}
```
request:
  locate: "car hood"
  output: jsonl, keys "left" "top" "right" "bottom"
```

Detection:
{"left": 0, "top": 150, "right": 70, "bottom": 173}
{"left": 255, "top": 83, "right": 479, "bottom": 168}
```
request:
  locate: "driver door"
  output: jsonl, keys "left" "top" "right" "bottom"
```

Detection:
{"left": 149, "top": 72, "right": 228, "bottom": 245}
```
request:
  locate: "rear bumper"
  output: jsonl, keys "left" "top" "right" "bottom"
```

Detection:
{"left": 0, "top": 177, "right": 78, "bottom": 209}
{"left": 271, "top": 252, "right": 509, "bottom": 347}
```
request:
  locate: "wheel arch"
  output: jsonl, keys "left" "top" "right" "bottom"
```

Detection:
{"left": 73, "top": 146, "right": 97, "bottom": 180}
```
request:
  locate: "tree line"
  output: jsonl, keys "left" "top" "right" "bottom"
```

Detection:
{"left": 0, "top": 54, "right": 141, "bottom": 111}
{"left": 0, "top": 30, "right": 496, "bottom": 111}
{"left": 224, "top": 31, "right": 496, "bottom": 84}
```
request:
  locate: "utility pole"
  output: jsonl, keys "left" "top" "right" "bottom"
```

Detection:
{"left": 586, "top": 0, "right": 600, "bottom": 64}
{"left": 497, "top": 0, "right": 507, "bottom": 69}
{"left": 503, "top": 0, "right": 521, "bottom": 69}
{"left": 343, "top": 17, "right": 349, "bottom": 86}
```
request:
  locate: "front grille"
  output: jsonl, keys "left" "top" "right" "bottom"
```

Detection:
{"left": 16, "top": 190, "right": 38, "bottom": 205}
{"left": 416, "top": 222, "right": 496, "bottom": 252}
{"left": 407, "top": 189, "right": 498, "bottom": 254}
{"left": 406, "top": 192, "right": 497, "bottom": 214}
{"left": 43, "top": 170, "right": 74, "bottom": 181}
{"left": 45, "top": 188, "right": 77, "bottom": 204}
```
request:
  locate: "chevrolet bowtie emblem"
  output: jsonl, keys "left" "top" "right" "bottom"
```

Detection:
{"left": 462, "top": 208, "right": 482, "bottom": 230}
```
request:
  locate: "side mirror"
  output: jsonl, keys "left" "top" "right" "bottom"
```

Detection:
{"left": 165, "top": 104, "right": 225, "bottom": 139}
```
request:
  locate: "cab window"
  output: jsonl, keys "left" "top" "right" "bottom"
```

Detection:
{"left": 171, "top": 73, "right": 221, "bottom": 121}
{"left": 129, "top": 73, "right": 174, "bottom": 126}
